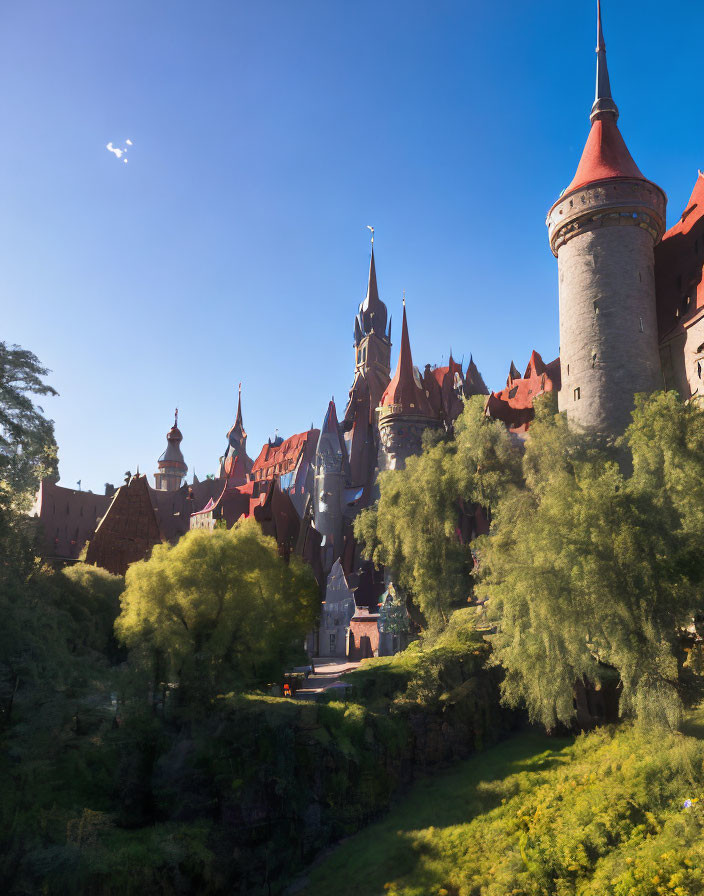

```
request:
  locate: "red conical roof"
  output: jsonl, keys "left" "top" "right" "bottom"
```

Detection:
{"left": 380, "top": 304, "right": 433, "bottom": 416}
{"left": 565, "top": 115, "right": 645, "bottom": 195}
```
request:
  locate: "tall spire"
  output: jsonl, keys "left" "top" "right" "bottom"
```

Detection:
{"left": 356, "top": 229, "right": 388, "bottom": 340}
{"left": 234, "top": 383, "right": 244, "bottom": 434}
{"left": 380, "top": 299, "right": 432, "bottom": 415}
{"left": 591, "top": 0, "right": 619, "bottom": 123}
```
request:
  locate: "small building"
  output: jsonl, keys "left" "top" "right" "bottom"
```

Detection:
{"left": 348, "top": 607, "right": 380, "bottom": 661}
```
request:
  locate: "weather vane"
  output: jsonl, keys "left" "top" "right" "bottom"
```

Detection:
{"left": 366, "top": 224, "right": 374, "bottom": 245}
{"left": 174, "top": 407, "right": 178, "bottom": 427}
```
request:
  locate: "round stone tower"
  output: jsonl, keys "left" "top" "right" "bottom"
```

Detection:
{"left": 546, "top": 1, "right": 666, "bottom": 437}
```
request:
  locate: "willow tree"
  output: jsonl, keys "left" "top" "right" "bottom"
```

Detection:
{"left": 479, "top": 393, "right": 704, "bottom": 730}
{"left": 116, "top": 519, "right": 319, "bottom": 706}
{"left": 355, "top": 397, "right": 522, "bottom": 627}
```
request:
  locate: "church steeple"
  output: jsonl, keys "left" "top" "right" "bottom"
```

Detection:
{"left": 591, "top": 0, "right": 619, "bottom": 123}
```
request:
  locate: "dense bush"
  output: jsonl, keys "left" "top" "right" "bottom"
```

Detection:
{"left": 303, "top": 708, "right": 704, "bottom": 896}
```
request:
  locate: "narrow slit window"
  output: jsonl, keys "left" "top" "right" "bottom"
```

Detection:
{"left": 574, "top": 387, "right": 581, "bottom": 401}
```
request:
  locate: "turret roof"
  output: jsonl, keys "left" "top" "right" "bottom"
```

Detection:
{"left": 563, "top": 1, "right": 647, "bottom": 196}
{"left": 380, "top": 303, "right": 433, "bottom": 416}
{"left": 226, "top": 384, "right": 246, "bottom": 448}
{"left": 357, "top": 245, "right": 389, "bottom": 341}
{"left": 158, "top": 410, "right": 187, "bottom": 471}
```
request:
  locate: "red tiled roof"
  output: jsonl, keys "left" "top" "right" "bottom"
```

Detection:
{"left": 250, "top": 429, "right": 318, "bottom": 480}
{"left": 564, "top": 116, "right": 645, "bottom": 196}
{"left": 655, "top": 171, "right": 704, "bottom": 344}
{"left": 486, "top": 351, "right": 560, "bottom": 434}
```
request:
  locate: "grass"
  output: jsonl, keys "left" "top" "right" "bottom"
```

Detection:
{"left": 299, "top": 706, "right": 704, "bottom": 896}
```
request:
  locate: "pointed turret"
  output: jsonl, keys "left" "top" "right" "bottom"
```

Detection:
{"left": 356, "top": 245, "right": 389, "bottom": 341}
{"left": 546, "top": 1, "right": 667, "bottom": 438}
{"left": 346, "top": 232, "right": 392, "bottom": 449}
{"left": 559, "top": 1, "right": 649, "bottom": 199}
{"left": 380, "top": 302, "right": 433, "bottom": 415}
{"left": 464, "top": 355, "right": 489, "bottom": 397}
{"left": 219, "top": 385, "right": 253, "bottom": 483}
{"left": 155, "top": 409, "right": 188, "bottom": 492}
{"left": 314, "top": 398, "right": 348, "bottom": 567}
{"left": 377, "top": 299, "right": 440, "bottom": 470}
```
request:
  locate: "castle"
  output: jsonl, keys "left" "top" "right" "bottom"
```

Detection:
{"left": 31, "top": 1, "right": 704, "bottom": 660}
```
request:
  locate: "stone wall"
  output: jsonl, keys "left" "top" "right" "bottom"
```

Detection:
{"left": 556, "top": 221, "right": 663, "bottom": 434}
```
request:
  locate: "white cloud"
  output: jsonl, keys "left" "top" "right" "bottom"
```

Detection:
{"left": 106, "top": 139, "right": 134, "bottom": 162}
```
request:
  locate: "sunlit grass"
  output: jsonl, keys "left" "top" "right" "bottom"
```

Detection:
{"left": 301, "top": 709, "right": 704, "bottom": 896}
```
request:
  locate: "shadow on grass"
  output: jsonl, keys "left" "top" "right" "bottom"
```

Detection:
{"left": 297, "top": 728, "right": 573, "bottom": 896}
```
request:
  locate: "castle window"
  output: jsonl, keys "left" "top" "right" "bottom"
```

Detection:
{"left": 567, "top": 364, "right": 569, "bottom": 375}
{"left": 593, "top": 300, "right": 600, "bottom": 315}
{"left": 639, "top": 317, "right": 644, "bottom": 333}
{"left": 574, "top": 387, "right": 581, "bottom": 401}
{"left": 698, "top": 361, "right": 702, "bottom": 380}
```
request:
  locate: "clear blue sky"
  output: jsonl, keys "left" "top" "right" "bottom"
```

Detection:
{"left": 2, "top": 0, "right": 702, "bottom": 493}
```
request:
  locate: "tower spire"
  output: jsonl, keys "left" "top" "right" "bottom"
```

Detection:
{"left": 591, "top": 0, "right": 619, "bottom": 123}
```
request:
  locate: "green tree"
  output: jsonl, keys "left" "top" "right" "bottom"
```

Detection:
{"left": 479, "top": 394, "right": 704, "bottom": 730}
{"left": 0, "top": 341, "right": 58, "bottom": 508}
{"left": 355, "top": 396, "right": 521, "bottom": 626}
{"left": 115, "top": 519, "right": 320, "bottom": 706}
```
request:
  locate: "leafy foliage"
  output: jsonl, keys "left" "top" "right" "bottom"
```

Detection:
{"left": 0, "top": 341, "right": 59, "bottom": 507}
{"left": 355, "top": 397, "right": 521, "bottom": 625}
{"left": 302, "top": 709, "right": 704, "bottom": 896}
{"left": 115, "top": 519, "right": 320, "bottom": 705}
{"left": 480, "top": 394, "right": 704, "bottom": 730}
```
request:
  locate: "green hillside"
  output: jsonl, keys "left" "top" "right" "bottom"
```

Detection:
{"left": 300, "top": 708, "right": 704, "bottom": 896}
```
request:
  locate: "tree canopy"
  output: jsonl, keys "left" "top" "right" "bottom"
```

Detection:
{"left": 0, "top": 341, "right": 58, "bottom": 507}
{"left": 356, "top": 392, "right": 704, "bottom": 729}
{"left": 115, "top": 519, "right": 320, "bottom": 705}
{"left": 354, "top": 396, "right": 522, "bottom": 627}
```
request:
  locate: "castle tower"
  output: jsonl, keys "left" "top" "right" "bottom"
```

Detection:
{"left": 314, "top": 398, "right": 348, "bottom": 565}
{"left": 155, "top": 410, "right": 188, "bottom": 491}
{"left": 546, "top": 1, "right": 666, "bottom": 437}
{"left": 219, "top": 384, "right": 252, "bottom": 484}
{"left": 377, "top": 300, "right": 440, "bottom": 470}
{"left": 353, "top": 237, "right": 392, "bottom": 409}
{"left": 343, "top": 234, "right": 392, "bottom": 497}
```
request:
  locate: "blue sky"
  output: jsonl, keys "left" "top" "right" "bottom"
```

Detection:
{"left": 2, "top": 0, "right": 702, "bottom": 492}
